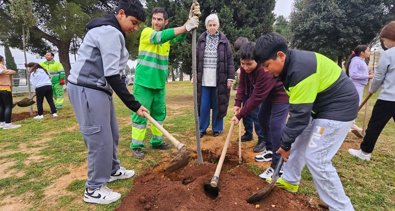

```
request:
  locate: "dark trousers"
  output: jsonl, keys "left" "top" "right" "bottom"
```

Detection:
{"left": 242, "top": 95, "right": 263, "bottom": 140}
{"left": 361, "top": 100, "right": 395, "bottom": 153}
{"left": 36, "top": 85, "right": 57, "bottom": 115}
{"left": 0, "top": 90, "right": 13, "bottom": 123}
{"left": 258, "top": 101, "right": 289, "bottom": 168}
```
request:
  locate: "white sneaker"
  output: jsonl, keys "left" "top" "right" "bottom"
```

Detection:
{"left": 259, "top": 167, "right": 274, "bottom": 179}
{"left": 348, "top": 148, "right": 371, "bottom": 161}
{"left": 259, "top": 166, "right": 284, "bottom": 179}
{"left": 52, "top": 113, "right": 58, "bottom": 117}
{"left": 0, "top": 122, "right": 5, "bottom": 129}
{"left": 83, "top": 186, "right": 121, "bottom": 204}
{"left": 33, "top": 115, "right": 44, "bottom": 120}
{"left": 108, "top": 167, "right": 135, "bottom": 182}
{"left": 255, "top": 150, "right": 273, "bottom": 162}
{"left": 3, "top": 123, "right": 21, "bottom": 130}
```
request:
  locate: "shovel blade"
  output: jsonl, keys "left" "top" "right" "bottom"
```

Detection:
{"left": 246, "top": 183, "right": 275, "bottom": 203}
{"left": 203, "top": 181, "right": 219, "bottom": 199}
{"left": 164, "top": 149, "right": 190, "bottom": 174}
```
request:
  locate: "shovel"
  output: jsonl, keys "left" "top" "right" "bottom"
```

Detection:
{"left": 13, "top": 94, "right": 36, "bottom": 108}
{"left": 246, "top": 157, "right": 284, "bottom": 203}
{"left": 204, "top": 121, "right": 235, "bottom": 198}
{"left": 143, "top": 111, "right": 190, "bottom": 173}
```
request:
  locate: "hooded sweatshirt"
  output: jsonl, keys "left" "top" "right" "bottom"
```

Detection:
{"left": 68, "top": 14, "right": 141, "bottom": 111}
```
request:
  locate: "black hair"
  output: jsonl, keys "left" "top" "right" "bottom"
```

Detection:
{"left": 238, "top": 41, "right": 256, "bottom": 60}
{"left": 254, "top": 32, "right": 288, "bottom": 64}
{"left": 345, "top": 45, "right": 368, "bottom": 76}
{"left": 117, "top": 0, "right": 146, "bottom": 22}
{"left": 46, "top": 52, "right": 54, "bottom": 57}
{"left": 234, "top": 37, "right": 249, "bottom": 52}
{"left": 152, "top": 7, "right": 168, "bottom": 20}
{"left": 0, "top": 55, "right": 3, "bottom": 63}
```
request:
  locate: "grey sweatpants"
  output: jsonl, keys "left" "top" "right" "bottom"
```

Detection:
{"left": 68, "top": 83, "right": 120, "bottom": 189}
{"left": 282, "top": 118, "right": 354, "bottom": 211}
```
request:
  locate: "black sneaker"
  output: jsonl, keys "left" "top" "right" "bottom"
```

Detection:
{"left": 131, "top": 148, "right": 145, "bottom": 159}
{"left": 253, "top": 141, "right": 266, "bottom": 153}
{"left": 152, "top": 143, "right": 171, "bottom": 150}
{"left": 241, "top": 133, "right": 253, "bottom": 142}
{"left": 200, "top": 132, "right": 206, "bottom": 138}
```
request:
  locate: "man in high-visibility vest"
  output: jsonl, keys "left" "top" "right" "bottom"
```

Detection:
{"left": 40, "top": 52, "right": 65, "bottom": 109}
{"left": 130, "top": 4, "right": 200, "bottom": 159}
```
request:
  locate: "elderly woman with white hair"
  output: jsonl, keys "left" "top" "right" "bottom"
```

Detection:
{"left": 196, "top": 13, "right": 235, "bottom": 138}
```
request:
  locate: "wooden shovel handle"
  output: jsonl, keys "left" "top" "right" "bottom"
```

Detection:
{"left": 143, "top": 111, "right": 185, "bottom": 151}
{"left": 211, "top": 122, "right": 235, "bottom": 186}
{"left": 359, "top": 93, "right": 373, "bottom": 111}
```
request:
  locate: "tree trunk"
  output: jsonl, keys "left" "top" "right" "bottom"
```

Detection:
{"left": 337, "top": 55, "right": 343, "bottom": 68}
{"left": 170, "top": 65, "right": 175, "bottom": 81}
{"left": 180, "top": 70, "right": 184, "bottom": 81}
{"left": 58, "top": 40, "right": 71, "bottom": 80}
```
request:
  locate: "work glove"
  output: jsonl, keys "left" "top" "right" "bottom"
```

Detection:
{"left": 184, "top": 16, "right": 199, "bottom": 32}
{"left": 188, "top": 2, "right": 201, "bottom": 18}
{"left": 59, "top": 78, "right": 65, "bottom": 85}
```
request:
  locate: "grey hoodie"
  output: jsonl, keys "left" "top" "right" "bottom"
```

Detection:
{"left": 370, "top": 47, "right": 395, "bottom": 102}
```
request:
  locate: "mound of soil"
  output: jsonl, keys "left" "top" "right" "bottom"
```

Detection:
{"left": 118, "top": 151, "right": 321, "bottom": 211}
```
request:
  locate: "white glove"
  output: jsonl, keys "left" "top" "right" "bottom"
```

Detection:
{"left": 189, "top": 2, "right": 201, "bottom": 18}
{"left": 185, "top": 16, "right": 199, "bottom": 32}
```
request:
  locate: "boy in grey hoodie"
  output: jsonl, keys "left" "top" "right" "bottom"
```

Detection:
{"left": 67, "top": 0, "right": 148, "bottom": 204}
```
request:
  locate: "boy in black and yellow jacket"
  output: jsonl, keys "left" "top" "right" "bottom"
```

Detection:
{"left": 254, "top": 32, "right": 358, "bottom": 211}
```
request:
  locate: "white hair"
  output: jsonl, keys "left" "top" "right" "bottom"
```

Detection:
{"left": 205, "top": 14, "right": 220, "bottom": 28}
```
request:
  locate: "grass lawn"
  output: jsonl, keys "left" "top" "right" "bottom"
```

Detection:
{"left": 0, "top": 81, "right": 394, "bottom": 211}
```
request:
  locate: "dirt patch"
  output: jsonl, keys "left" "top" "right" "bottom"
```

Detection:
{"left": 118, "top": 162, "right": 321, "bottom": 211}
{"left": 118, "top": 145, "right": 323, "bottom": 211}
{"left": 0, "top": 195, "right": 30, "bottom": 211}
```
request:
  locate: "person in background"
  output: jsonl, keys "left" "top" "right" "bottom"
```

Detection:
{"left": 0, "top": 55, "right": 20, "bottom": 129}
{"left": 349, "top": 21, "right": 395, "bottom": 161}
{"left": 345, "top": 45, "right": 374, "bottom": 137}
{"left": 26, "top": 62, "right": 57, "bottom": 119}
{"left": 39, "top": 52, "right": 65, "bottom": 109}
{"left": 67, "top": 0, "right": 148, "bottom": 204}
{"left": 233, "top": 37, "right": 266, "bottom": 153}
{"left": 197, "top": 13, "right": 234, "bottom": 138}
{"left": 130, "top": 4, "right": 200, "bottom": 159}
{"left": 254, "top": 32, "right": 357, "bottom": 211}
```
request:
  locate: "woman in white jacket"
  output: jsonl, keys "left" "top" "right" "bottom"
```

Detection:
{"left": 27, "top": 62, "right": 57, "bottom": 119}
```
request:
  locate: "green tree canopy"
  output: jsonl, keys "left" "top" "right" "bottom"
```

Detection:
{"left": 274, "top": 15, "right": 292, "bottom": 41}
{"left": 290, "top": 0, "right": 394, "bottom": 65}
{"left": 0, "top": 0, "right": 118, "bottom": 76}
{"left": 4, "top": 44, "right": 18, "bottom": 71}
{"left": 145, "top": 0, "right": 276, "bottom": 77}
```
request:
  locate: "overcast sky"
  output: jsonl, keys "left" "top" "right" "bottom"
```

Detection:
{"left": 274, "top": 0, "right": 295, "bottom": 18}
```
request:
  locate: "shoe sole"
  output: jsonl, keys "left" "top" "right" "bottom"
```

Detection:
{"left": 255, "top": 158, "right": 272, "bottom": 162}
{"left": 83, "top": 196, "right": 120, "bottom": 204}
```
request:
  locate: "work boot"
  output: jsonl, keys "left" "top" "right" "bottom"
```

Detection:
{"left": 152, "top": 142, "right": 171, "bottom": 150}
{"left": 200, "top": 132, "right": 206, "bottom": 138}
{"left": 253, "top": 141, "right": 266, "bottom": 153}
{"left": 213, "top": 131, "right": 222, "bottom": 137}
{"left": 131, "top": 148, "right": 145, "bottom": 159}
{"left": 241, "top": 132, "right": 253, "bottom": 142}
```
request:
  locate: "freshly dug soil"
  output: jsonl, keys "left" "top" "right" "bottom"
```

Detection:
{"left": 118, "top": 148, "right": 321, "bottom": 211}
